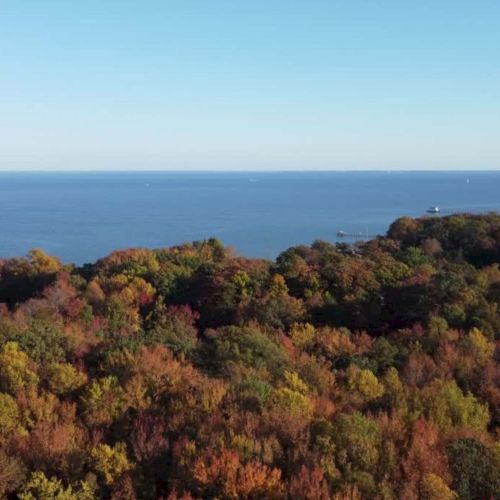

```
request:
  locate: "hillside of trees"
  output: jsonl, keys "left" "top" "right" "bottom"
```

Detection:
{"left": 0, "top": 213, "right": 499, "bottom": 499}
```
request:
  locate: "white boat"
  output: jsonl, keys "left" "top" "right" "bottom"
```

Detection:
{"left": 427, "top": 206, "right": 440, "bottom": 214}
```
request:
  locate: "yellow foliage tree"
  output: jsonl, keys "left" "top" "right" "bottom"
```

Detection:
{"left": 28, "top": 249, "right": 62, "bottom": 274}
{"left": 382, "top": 367, "right": 408, "bottom": 415}
{"left": 45, "top": 362, "right": 87, "bottom": 395}
{"left": 347, "top": 365, "right": 385, "bottom": 402}
{"left": 90, "top": 442, "right": 132, "bottom": 486}
{"left": 0, "top": 342, "right": 39, "bottom": 394}
{"left": 18, "top": 471, "right": 94, "bottom": 500}
{"left": 270, "top": 371, "right": 313, "bottom": 417}
{"left": 270, "top": 274, "right": 289, "bottom": 296}
{"left": 420, "top": 473, "right": 457, "bottom": 500}
{"left": 290, "top": 322, "right": 316, "bottom": 349}
{"left": 0, "top": 392, "right": 22, "bottom": 441}
{"left": 467, "top": 328, "right": 495, "bottom": 363}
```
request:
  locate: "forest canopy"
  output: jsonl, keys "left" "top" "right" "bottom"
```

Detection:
{"left": 0, "top": 213, "right": 499, "bottom": 499}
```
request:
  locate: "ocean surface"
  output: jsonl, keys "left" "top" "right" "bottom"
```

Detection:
{"left": 0, "top": 171, "right": 499, "bottom": 264}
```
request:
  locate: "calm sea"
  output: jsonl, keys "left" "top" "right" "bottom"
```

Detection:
{"left": 0, "top": 171, "right": 499, "bottom": 264}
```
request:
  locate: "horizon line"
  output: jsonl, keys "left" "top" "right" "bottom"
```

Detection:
{"left": 1, "top": 168, "right": 500, "bottom": 174}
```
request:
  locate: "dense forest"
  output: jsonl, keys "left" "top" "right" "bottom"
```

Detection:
{"left": 0, "top": 213, "right": 499, "bottom": 499}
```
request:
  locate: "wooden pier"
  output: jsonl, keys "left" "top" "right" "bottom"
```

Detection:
{"left": 336, "top": 230, "right": 377, "bottom": 239}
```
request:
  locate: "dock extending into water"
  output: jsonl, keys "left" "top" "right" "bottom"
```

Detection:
{"left": 336, "top": 230, "right": 378, "bottom": 239}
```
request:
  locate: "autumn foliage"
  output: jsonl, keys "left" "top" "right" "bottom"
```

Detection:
{"left": 0, "top": 214, "right": 499, "bottom": 498}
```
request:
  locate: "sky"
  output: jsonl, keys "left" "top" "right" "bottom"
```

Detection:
{"left": 1, "top": 1, "right": 499, "bottom": 171}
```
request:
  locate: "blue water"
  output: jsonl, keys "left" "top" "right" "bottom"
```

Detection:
{"left": 0, "top": 171, "right": 499, "bottom": 264}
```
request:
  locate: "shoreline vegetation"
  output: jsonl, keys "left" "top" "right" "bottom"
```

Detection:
{"left": 1, "top": 213, "right": 499, "bottom": 498}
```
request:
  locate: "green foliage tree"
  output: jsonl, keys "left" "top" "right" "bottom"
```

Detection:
{"left": 332, "top": 411, "right": 382, "bottom": 494}
{"left": 10, "top": 320, "right": 70, "bottom": 364}
{"left": 446, "top": 438, "right": 500, "bottom": 500}
{"left": 80, "top": 376, "right": 126, "bottom": 426}
{"left": 144, "top": 304, "right": 198, "bottom": 356}
{"left": 423, "top": 379, "right": 490, "bottom": 433}
{"left": 202, "top": 325, "right": 287, "bottom": 376}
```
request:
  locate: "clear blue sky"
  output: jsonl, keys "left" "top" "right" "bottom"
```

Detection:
{"left": 1, "top": 1, "right": 499, "bottom": 170}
